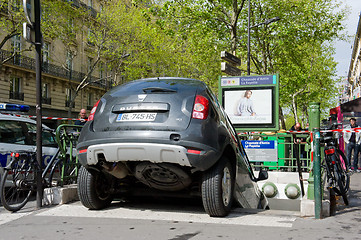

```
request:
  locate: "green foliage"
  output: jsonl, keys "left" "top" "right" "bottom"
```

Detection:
{"left": 156, "top": 0, "right": 347, "bottom": 124}
{"left": 0, "top": 0, "right": 26, "bottom": 49}
{"left": 0, "top": 0, "right": 349, "bottom": 126}
{"left": 98, "top": 0, "right": 221, "bottom": 89}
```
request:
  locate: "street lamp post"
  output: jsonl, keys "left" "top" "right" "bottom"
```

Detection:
{"left": 247, "top": 0, "right": 280, "bottom": 75}
{"left": 34, "top": 0, "right": 43, "bottom": 209}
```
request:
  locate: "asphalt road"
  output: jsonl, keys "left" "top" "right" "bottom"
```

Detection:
{"left": 0, "top": 173, "right": 360, "bottom": 240}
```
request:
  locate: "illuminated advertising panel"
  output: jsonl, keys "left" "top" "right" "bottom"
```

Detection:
{"left": 219, "top": 74, "right": 279, "bottom": 131}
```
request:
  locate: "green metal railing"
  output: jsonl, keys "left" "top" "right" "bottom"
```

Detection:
{"left": 55, "top": 124, "right": 82, "bottom": 185}
{"left": 238, "top": 132, "right": 312, "bottom": 172}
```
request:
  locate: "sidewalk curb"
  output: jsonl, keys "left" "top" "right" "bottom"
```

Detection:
{"left": 43, "top": 184, "right": 78, "bottom": 205}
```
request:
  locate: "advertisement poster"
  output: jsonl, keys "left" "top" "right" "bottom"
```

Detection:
{"left": 224, "top": 89, "right": 273, "bottom": 124}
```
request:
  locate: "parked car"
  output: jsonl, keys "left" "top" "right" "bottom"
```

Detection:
{"left": 76, "top": 77, "right": 268, "bottom": 217}
{"left": 0, "top": 104, "right": 59, "bottom": 170}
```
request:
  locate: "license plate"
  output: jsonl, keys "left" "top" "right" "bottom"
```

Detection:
{"left": 116, "top": 113, "right": 157, "bottom": 122}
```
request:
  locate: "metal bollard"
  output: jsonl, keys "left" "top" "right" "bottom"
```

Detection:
{"left": 313, "top": 128, "right": 322, "bottom": 219}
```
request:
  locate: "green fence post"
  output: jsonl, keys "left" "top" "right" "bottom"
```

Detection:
{"left": 308, "top": 102, "right": 320, "bottom": 200}
{"left": 313, "top": 128, "right": 322, "bottom": 219}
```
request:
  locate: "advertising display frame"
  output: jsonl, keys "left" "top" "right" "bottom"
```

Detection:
{"left": 218, "top": 74, "right": 279, "bottom": 131}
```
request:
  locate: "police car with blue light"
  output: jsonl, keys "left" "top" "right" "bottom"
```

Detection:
{"left": 0, "top": 103, "right": 59, "bottom": 171}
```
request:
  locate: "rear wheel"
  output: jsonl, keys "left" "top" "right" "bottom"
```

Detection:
{"left": 333, "top": 157, "right": 349, "bottom": 205}
{"left": 336, "top": 149, "right": 350, "bottom": 192}
{"left": 0, "top": 159, "right": 35, "bottom": 212}
{"left": 77, "top": 166, "right": 113, "bottom": 210}
{"left": 201, "top": 156, "right": 234, "bottom": 217}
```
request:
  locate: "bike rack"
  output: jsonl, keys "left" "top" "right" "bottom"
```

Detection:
{"left": 55, "top": 124, "right": 83, "bottom": 186}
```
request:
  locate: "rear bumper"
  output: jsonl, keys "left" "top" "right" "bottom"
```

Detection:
{"left": 83, "top": 143, "right": 191, "bottom": 166}
{"left": 78, "top": 139, "right": 221, "bottom": 171}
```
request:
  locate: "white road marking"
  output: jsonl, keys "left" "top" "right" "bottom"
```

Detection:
{"left": 0, "top": 212, "right": 32, "bottom": 225}
{"left": 37, "top": 203, "right": 297, "bottom": 228}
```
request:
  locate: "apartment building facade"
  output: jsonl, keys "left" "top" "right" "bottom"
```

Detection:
{"left": 0, "top": 0, "right": 111, "bottom": 128}
{"left": 343, "top": 12, "right": 361, "bottom": 103}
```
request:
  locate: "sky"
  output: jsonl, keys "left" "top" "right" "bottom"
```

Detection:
{"left": 334, "top": 0, "right": 361, "bottom": 78}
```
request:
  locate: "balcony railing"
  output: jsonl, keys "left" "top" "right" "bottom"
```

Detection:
{"left": 9, "top": 91, "right": 24, "bottom": 101}
{"left": 0, "top": 49, "right": 111, "bottom": 90}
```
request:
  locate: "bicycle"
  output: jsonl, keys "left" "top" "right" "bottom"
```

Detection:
{"left": 320, "top": 122, "right": 350, "bottom": 205}
{"left": 0, "top": 149, "right": 62, "bottom": 212}
{"left": 0, "top": 125, "right": 82, "bottom": 212}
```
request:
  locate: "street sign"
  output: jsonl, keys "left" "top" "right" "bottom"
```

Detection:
{"left": 241, "top": 140, "right": 278, "bottom": 162}
{"left": 221, "top": 62, "right": 243, "bottom": 76}
{"left": 221, "top": 75, "right": 277, "bottom": 86}
{"left": 221, "top": 51, "right": 242, "bottom": 66}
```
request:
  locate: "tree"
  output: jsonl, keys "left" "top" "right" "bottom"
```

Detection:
{"left": 157, "top": 0, "right": 347, "bottom": 127}
{"left": 248, "top": 0, "right": 346, "bottom": 125}
{"left": 0, "top": 0, "right": 28, "bottom": 66}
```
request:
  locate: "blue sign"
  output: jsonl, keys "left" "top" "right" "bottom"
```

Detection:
{"left": 241, "top": 140, "right": 278, "bottom": 162}
{"left": 221, "top": 75, "right": 277, "bottom": 86}
{"left": 242, "top": 140, "right": 276, "bottom": 149}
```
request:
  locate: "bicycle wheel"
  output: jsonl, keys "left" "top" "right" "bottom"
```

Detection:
{"left": 45, "top": 158, "right": 63, "bottom": 188}
{"left": 332, "top": 155, "right": 349, "bottom": 205}
{"left": 0, "top": 159, "right": 35, "bottom": 212}
{"left": 336, "top": 149, "right": 350, "bottom": 192}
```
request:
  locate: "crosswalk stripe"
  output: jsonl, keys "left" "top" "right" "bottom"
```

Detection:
{"left": 37, "top": 203, "right": 296, "bottom": 228}
{"left": 0, "top": 212, "right": 31, "bottom": 225}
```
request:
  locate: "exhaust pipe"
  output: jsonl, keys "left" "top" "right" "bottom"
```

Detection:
{"left": 100, "top": 161, "right": 128, "bottom": 179}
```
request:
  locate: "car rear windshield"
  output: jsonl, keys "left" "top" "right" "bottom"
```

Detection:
{"left": 107, "top": 78, "right": 205, "bottom": 96}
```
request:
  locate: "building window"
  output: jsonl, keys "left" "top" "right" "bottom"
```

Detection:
{"left": 11, "top": 35, "right": 21, "bottom": 65}
{"left": 42, "top": 43, "right": 49, "bottom": 72}
{"left": 87, "top": 28, "right": 95, "bottom": 46}
{"left": 99, "top": 62, "right": 106, "bottom": 86}
{"left": 88, "top": 57, "right": 93, "bottom": 72}
{"left": 65, "top": 88, "right": 75, "bottom": 108}
{"left": 42, "top": 83, "right": 51, "bottom": 105}
{"left": 99, "top": 62, "right": 104, "bottom": 79}
{"left": 9, "top": 77, "right": 24, "bottom": 101}
{"left": 87, "top": 92, "right": 93, "bottom": 110}
{"left": 66, "top": 51, "right": 73, "bottom": 78}
{"left": 67, "top": 18, "right": 76, "bottom": 36}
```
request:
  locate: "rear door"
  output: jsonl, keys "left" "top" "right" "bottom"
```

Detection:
{"left": 0, "top": 119, "right": 58, "bottom": 167}
{"left": 93, "top": 79, "right": 202, "bottom": 132}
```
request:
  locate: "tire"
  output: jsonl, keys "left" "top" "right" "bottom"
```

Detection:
{"left": 0, "top": 159, "right": 34, "bottom": 212}
{"left": 77, "top": 166, "right": 113, "bottom": 210}
{"left": 201, "top": 156, "right": 235, "bottom": 217}
{"left": 46, "top": 159, "right": 63, "bottom": 187}
{"left": 333, "top": 158, "right": 349, "bottom": 206}
{"left": 55, "top": 156, "right": 79, "bottom": 186}
{"left": 336, "top": 149, "right": 350, "bottom": 192}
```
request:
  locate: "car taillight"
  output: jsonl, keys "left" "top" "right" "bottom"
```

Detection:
{"left": 88, "top": 99, "right": 100, "bottom": 121}
{"left": 192, "top": 95, "right": 209, "bottom": 120}
{"left": 187, "top": 149, "right": 202, "bottom": 155}
{"left": 79, "top": 149, "right": 87, "bottom": 154}
{"left": 325, "top": 148, "right": 335, "bottom": 155}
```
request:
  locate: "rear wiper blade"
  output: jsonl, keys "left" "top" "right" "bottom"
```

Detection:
{"left": 142, "top": 87, "right": 177, "bottom": 93}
